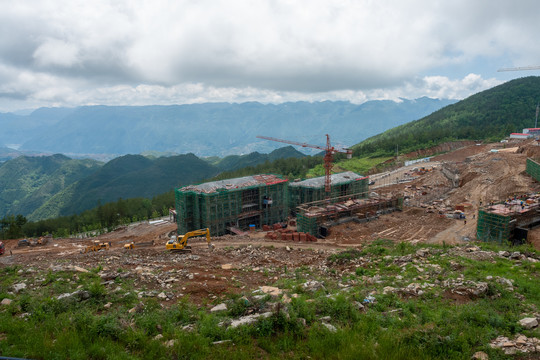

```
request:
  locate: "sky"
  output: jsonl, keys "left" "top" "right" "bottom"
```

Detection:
{"left": 0, "top": 0, "right": 539, "bottom": 113}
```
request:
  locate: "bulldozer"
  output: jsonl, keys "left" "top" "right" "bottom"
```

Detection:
{"left": 166, "top": 228, "right": 213, "bottom": 252}
{"left": 82, "top": 241, "right": 110, "bottom": 253}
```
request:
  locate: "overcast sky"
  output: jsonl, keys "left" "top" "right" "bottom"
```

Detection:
{"left": 0, "top": 0, "right": 538, "bottom": 113}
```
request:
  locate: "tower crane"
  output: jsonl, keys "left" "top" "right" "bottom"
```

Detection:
{"left": 256, "top": 134, "right": 353, "bottom": 196}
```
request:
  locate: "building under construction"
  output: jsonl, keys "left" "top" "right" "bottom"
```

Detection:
{"left": 288, "top": 171, "right": 369, "bottom": 212}
{"left": 176, "top": 171, "right": 373, "bottom": 236}
{"left": 176, "top": 174, "right": 289, "bottom": 236}
{"left": 476, "top": 194, "right": 540, "bottom": 244}
{"left": 296, "top": 195, "right": 403, "bottom": 237}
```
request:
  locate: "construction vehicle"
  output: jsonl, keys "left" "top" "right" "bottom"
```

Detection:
{"left": 82, "top": 241, "right": 110, "bottom": 253}
{"left": 166, "top": 228, "right": 213, "bottom": 252}
{"left": 0, "top": 241, "right": 4, "bottom": 255}
{"left": 124, "top": 240, "right": 155, "bottom": 250}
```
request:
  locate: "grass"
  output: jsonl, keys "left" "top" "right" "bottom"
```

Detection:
{"left": 306, "top": 156, "right": 392, "bottom": 177}
{"left": 0, "top": 241, "right": 539, "bottom": 359}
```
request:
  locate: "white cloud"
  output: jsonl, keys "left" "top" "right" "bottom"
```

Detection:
{"left": 0, "top": 0, "right": 538, "bottom": 112}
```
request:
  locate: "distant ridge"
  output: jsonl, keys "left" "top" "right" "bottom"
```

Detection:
{"left": 354, "top": 77, "right": 540, "bottom": 155}
{"left": 0, "top": 99, "right": 456, "bottom": 157}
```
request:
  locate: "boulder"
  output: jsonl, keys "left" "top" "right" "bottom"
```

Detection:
{"left": 210, "top": 303, "right": 228, "bottom": 312}
{"left": 1, "top": 298, "right": 12, "bottom": 306}
{"left": 519, "top": 317, "right": 538, "bottom": 329}
{"left": 322, "top": 322, "right": 337, "bottom": 333}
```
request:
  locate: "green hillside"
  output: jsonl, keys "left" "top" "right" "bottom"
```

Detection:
{"left": 30, "top": 153, "right": 219, "bottom": 220}
{"left": 214, "top": 146, "right": 306, "bottom": 171}
{"left": 354, "top": 76, "right": 540, "bottom": 156}
{"left": 0, "top": 154, "right": 102, "bottom": 218}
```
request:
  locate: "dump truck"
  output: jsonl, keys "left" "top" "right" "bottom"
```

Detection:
{"left": 166, "top": 228, "right": 213, "bottom": 252}
{"left": 82, "top": 241, "right": 110, "bottom": 253}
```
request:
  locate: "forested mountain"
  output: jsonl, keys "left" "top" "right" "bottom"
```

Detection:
{"left": 0, "top": 98, "right": 456, "bottom": 157}
{"left": 212, "top": 146, "right": 305, "bottom": 171}
{"left": 354, "top": 76, "right": 540, "bottom": 156}
{"left": 29, "top": 153, "right": 219, "bottom": 220}
{"left": 0, "top": 154, "right": 102, "bottom": 218}
{"left": 0, "top": 146, "right": 307, "bottom": 221}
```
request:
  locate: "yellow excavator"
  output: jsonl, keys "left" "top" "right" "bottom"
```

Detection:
{"left": 166, "top": 228, "right": 213, "bottom": 252}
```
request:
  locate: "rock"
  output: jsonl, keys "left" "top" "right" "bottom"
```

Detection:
{"left": 157, "top": 292, "right": 167, "bottom": 300}
{"left": 182, "top": 324, "right": 195, "bottom": 332}
{"left": 383, "top": 286, "right": 396, "bottom": 294}
{"left": 12, "top": 282, "right": 26, "bottom": 293}
{"left": 260, "top": 286, "right": 282, "bottom": 296}
{"left": 212, "top": 340, "right": 232, "bottom": 345}
{"left": 286, "top": 246, "right": 291, "bottom": 252}
{"left": 210, "top": 303, "right": 228, "bottom": 312}
{"left": 519, "top": 317, "right": 538, "bottom": 329}
{"left": 154, "top": 334, "right": 163, "bottom": 340}
{"left": 516, "top": 335, "right": 528, "bottom": 345}
{"left": 297, "top": 318, "right": 307, "bottom": 327}
{"left": 164, "top": 339, "right": 176, "bottom": 347}
{"left": 302, "top": 280, "right": 325, "bottom": 292}
{"left": 129, "top": 303, "right": 144, "bottom": 314}
{"left": 353, "top": 301, "right": 365, "bottom": 311}
{"left": 104, "top": 302, "right": 112, "bottom": 309}
{"left": 416, "top": 248, "right": 429, "bottom": 257}
{"left": 498, "top": 251, "right": 510, "bottom": 257}
{"left": 72, "top": 266, "right": 89, "bottom": 273}
{"left": 229, "top": 312, "right": 272, "bottom": 328}
{"left": 320, "top": 316, "right": 331, "bottom": 322}
{"left": 471, "top": 351, "right": 489, "bottom": 360}
{"left": 187, "top": 273, "right": 194, "bottom": 280}
{"left": 322, "top": 322, "right": 337, "bottom": 332}
{"left": 56, "top": 290, "right": 90, "bottom": 301}
{"left": 1, "top": 298, "right": 12, "bottom": 306}
{"left": 509, "top": 252, "right": 521, "bottom": 260}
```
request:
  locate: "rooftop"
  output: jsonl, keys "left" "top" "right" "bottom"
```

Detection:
{"left": 179, "top": 174, "right": 287, "bottom": 194}
{"left": 289, "top": 171, "right": 366, "bottom": 188}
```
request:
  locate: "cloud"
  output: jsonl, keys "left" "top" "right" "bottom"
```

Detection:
{"left": 0, "top": 0, "right": 537, "bottom": 111}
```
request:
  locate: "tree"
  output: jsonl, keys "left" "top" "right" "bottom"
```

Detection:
{"left": 0, "top": 214, "right": 27, "bottom": 239}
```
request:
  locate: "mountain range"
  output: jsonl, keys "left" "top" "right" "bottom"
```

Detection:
{"left": 0, "top": 98, "right": 456, "bottom": 158}
{"left": 0, "top": 146, "right": 305, "bottom": 221}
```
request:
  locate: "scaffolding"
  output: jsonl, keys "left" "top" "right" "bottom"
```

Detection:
{"left": 176, "top": 174, "right": 289, "bottom": 236}
{"left": 288, "top": 171, "right": 369, "bottom": 213}
{"left": 476, "top": 195, "right": 540, "bottom": 244}
{"left": 476, "top": 209, "right": 512, "bottom": 244}
{"left": 526, "top": 158, "right": 540, "bottom": 182}
{"left": 296, "top": 195, "right": 403, "bottom": 237}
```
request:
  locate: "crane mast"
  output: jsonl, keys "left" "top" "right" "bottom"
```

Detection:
{"left": 256, "top": 134, "right": 352, "bottom": 196}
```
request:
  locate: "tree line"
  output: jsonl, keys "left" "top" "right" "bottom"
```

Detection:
{"left": 0, "top": 190, "right": 174, "bottom": 240}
